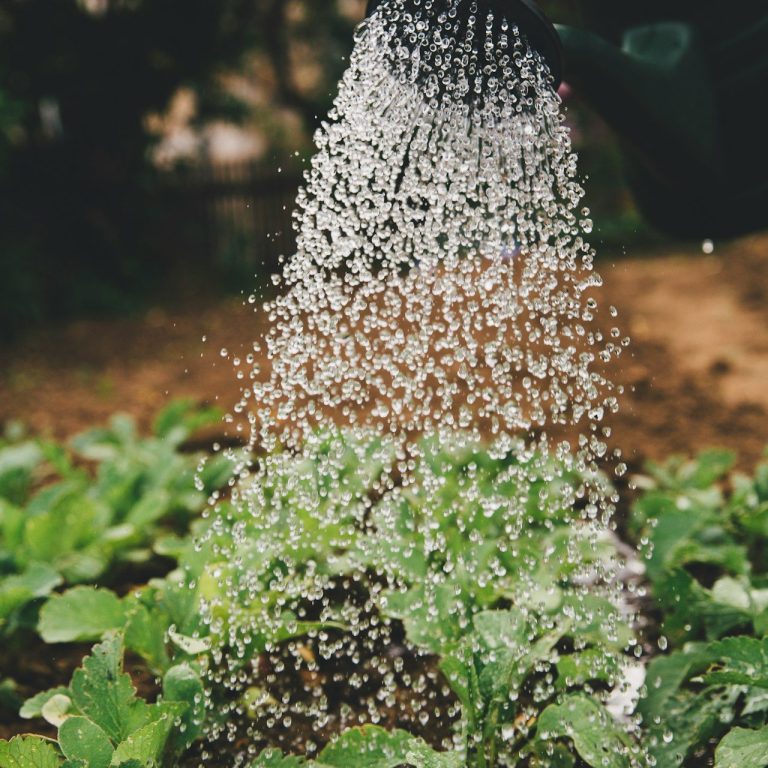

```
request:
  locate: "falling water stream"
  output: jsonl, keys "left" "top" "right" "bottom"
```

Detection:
{"left": 194, "top": 0, "right": 637, "bottom": 763}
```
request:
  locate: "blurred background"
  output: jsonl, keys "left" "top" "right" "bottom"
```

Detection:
{"left": 1, "top": 0, "right": 767, "bottom": 467}
{"left": 0, "top": 0, "right": 637, "bottom": 340}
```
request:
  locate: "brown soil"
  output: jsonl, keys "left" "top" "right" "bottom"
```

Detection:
{"left": 2, "top": 235, "right": 768, "bottom": 470}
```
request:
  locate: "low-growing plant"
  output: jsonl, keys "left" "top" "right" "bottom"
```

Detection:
{"left": 0, "top": 401, "right": 231, "bottom": 638}
{"left": 632, "top": 449, "right": 768, "bottom": 767}
{"left": 10, "top": 634, "right": 204, "bottom": 767}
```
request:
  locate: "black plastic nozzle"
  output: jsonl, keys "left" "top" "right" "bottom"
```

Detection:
{"left": 365, "top": 0, "right": 563, "bottom": 87}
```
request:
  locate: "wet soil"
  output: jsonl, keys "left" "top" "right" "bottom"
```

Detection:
{"left": 3, "top": 236, "right": 768, "bottom": 469}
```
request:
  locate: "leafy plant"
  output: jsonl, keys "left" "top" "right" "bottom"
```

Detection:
{"left": 352, "top": 438, "right": 637, "bottom": 766}
{"left": 13, "top": 634, "right": 204, "bottom": 767}
{"left": 633, "top": 449, "right": 768, "bottom": 767}
{"left": 10, "top": 425, "right": 731, "bottom": 766}
{"left": 0, "top": 400, "right": 230, "bottom": 637}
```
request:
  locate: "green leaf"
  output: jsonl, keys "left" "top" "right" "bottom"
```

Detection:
{"left": 0, "top": 679, "right": 21, "bottom": 713}
{"left": 109, "top": 712, "right": 176, "bottom": 766}
{"left": 704, "top": 636, "right": 768, "bottom": 688}
{"left": 124, "top": 489, "right": 172, "bottom": 528}
{"left": 20, "top": 687, "right": 72, "bottom": 720}
{"left": 715, "top": 727, "right": 768, "bottom": 768}
{"left": 39, "top": 588, "right": 127, "bottom": 643}
{"left": 59, "top": 717, "right": 115, "bottom": 768}
{"left": 24, "top": 492, "right": 101, "bottom": 566}
{"left": 404, "top": 742, "right": 464, "bottom": 767}
{"left": 0, "top": 441, "right": 44, "bottom": 505}
{"left": 318, "top": 726, "right": 425, "bottom": 767}
{"left": 0, "top": 563, "right": 63, "bottom": 624}
{"left": 646, "top": 686, "right": 736, "bottom": 768}
{"left": 473, "top": 609, "right": 529, "bottom": 650}
{"left": 537, "top": 695, "right": 630, "bottom": 768}
{"left": 639, "top": 646, "right": 712, "bottom": 722}
{"left": 439, "top": 652, "right": 476, "bottom": 716}
{"left": 556, "top": 649, "right": 619, "bottom": 690}
{"left": 41, "top": 694, "right": 73, "bottom": 727}
{"left": 162, "top": 664, "right": 205, "bottom": 750}
{"left": 530, "top": 742, "right": 576, "bottom": 768}
{"left": 69, "top": 636, "right": 149, "bottom": 744}
{"left": 124, "top": 601, "right": 169, "bottom": 673}
{"left": 167, "top": 627, "right": 211, "bottom": 655}
{"left": 0, "top": 736, "right": 61, "bottom": 768}
{"left": 153, "top": 399, "right": 221, "bottom": 443}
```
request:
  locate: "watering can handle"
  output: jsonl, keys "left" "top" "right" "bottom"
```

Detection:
{"left": 557, "top": 23, "right": 720, "bottom": 184}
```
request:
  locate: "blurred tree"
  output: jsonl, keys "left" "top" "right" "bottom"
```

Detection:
{"left": 0, "top": 0, "right": 359, "bottom": 340}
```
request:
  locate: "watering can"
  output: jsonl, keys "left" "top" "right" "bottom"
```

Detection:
{"left": 365, "top": 0, "right": 768, "bottom": 238}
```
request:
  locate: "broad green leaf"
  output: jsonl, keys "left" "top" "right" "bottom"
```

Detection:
{"left": 153, "top": 399, "right": 221, "bottom": 443}
{"left": 639, "top": 646, "right": 711, "bottom": 721}
{"left": 473, "top": 609, "right": 529, "bottom": 650}
{"left": 59, "top": 717, "right": 115, "bottom": 768}
{"left": 0, "top": 563, "right": 62, "bottom": 623}
{"left": 688, "top": 450, "right": 737, "bottom": 489}
{"left": 318, "top": 726, "right": 424, "bottom": 767}
{"left": 41, "top": 694, "right": 73, "bottom": 727}
{"left": 21, "top": 687, "right": 72, "bottom": 720}
{"left": 124, "top": 601, "right": 169, "bottom": 672}
{"left": 712, "top": 577, "right": 752, "bottom": 611}
{"left": 439, "top": 652, "right": 476, "bottom": 716}
{"left": 537, "top": 695, "right": 630, "bottom": 768}
{"left": 531, "top": 742, "right": 576, "bottom": 768}
{"left": 162, "top": 663, "right": 205, "bottom": 750}
{"left": 655, "top": 570, "right": 750, "bottom": 643}
{"left": 109, "top": 712, "right": 175, "bottom": 766}
{"left": 39, "top": 588, "right": 127, "bottom": 643}
{"left": 167, "top": 627, "right": 211, "bottom": 655}
{"left": 24, "top": 493, "right": 101, "bottom": 564}
{"left": 704, "top": 636, "right": 768, "bottom": 688}
{"left": 0, "top": 499, "right": 24, "bottom": 552}
{"left": 715, "top": 727, "right": 768, "bottom": 768}
{"left": 0, "top": 441, "right": 44, "bottom": 505}
{"left": 646, "top": 686, "right": 736, "bottom": 768}
{"left": 57, "top": 551, "right": 108, "bottom": 584}
{"left": 404, "top": 742, "right": 464, "bottom": 767}
{"left": 0, "top": 736, "right": 61, "bottom": 768}
{"left": 124, "top": 489, "right": 171, "bottom": 527}
{"left": 69, "top": 636, "right": 149, "bottom": 743}
{"left": 556, "top": 649, "right": 619, "bottom": 690}
{"left": 0, "top": 679, "right": 21, "bottom": 713}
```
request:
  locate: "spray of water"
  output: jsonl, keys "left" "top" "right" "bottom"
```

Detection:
{"left": 193, "top": 1, "right": 637, "bottom": 763}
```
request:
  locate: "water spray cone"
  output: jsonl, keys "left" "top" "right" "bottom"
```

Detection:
{"left": 366, "top": 0, "right": 563, "bottom": 88}
{"left": 369, "top": 0, "right": 768, "bottom": 237}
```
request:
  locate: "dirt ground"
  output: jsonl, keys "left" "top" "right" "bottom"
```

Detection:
{"left": 2, "top": 234, "right": 768, "bottom": 471}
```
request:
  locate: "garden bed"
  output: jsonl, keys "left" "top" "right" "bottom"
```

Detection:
{"left": 2, "top": 235, "right": 768, "bottom": 766}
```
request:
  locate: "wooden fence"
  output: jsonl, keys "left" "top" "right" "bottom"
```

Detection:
{"left": 161, "top": 161, "right": 305, "bottom": 278}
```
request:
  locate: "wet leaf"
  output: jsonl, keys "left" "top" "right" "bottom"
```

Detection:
{"left": 715, "top": 727, "right": 768, "bottom": 768}
{"left": 39, "top": 588, "right": 126, "bottom": 643}
{"left": 0, "top": 735, "right": 61, "bottom": 768}
{"left": 59, "top": 716, "right": 114, "bottom": 768}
